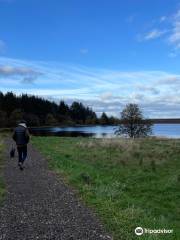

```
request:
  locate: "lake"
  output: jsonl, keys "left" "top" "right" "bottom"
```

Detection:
{"left": 29, "top": 124, "right": 180, "bottom": 138}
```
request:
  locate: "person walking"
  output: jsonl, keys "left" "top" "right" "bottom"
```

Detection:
{"left": 12, "top": 120, "right": 30, "bottom": 170}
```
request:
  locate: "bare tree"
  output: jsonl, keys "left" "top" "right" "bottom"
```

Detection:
{"left": 116, "top": 103, "right": 152, "bottom": 138}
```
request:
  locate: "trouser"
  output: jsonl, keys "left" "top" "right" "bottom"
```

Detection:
{"left": 17, "top": 145, "right": 27, "bottom": 163}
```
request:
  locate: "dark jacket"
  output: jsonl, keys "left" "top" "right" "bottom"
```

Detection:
{"left": 12, "top": 125, "right": 30, "bottom": 146}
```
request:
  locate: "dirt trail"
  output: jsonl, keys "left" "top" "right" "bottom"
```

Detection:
{"left": 0, "top": 140, "right": 112, "bottom": 240}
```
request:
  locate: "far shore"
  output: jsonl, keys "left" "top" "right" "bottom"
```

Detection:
{"left": 1, "top": 118, "right": 180, "bottom": 132}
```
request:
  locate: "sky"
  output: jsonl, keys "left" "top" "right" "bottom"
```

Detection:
{"left": 1, "top": 0, "right": 180, "bottom": 117}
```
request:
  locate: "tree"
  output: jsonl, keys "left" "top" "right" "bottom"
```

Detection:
{"left": 45, "top": 113, "right": 58, "bottom": 126}
{"left": 57, "top": 101, "right": 70, "bottom": 123}
{"left": 9, "top": 109, "right": 23, "bottom": 127}
{"left": 70, "top": 102, "right": 86, "bottom": 123}
{"left": 116, "top": 103, "right": 152, "bottom": 138}
{"left": 0, "top": 111, "right": 7, "bottom": 128}
{"left": 24, "top": 113, "right": 40, "bottom": 126}
{"left": 85, "top": 116, "right": 98, "bottom": 125}
{"left": 70, "top": 102, "right": 96, "bottom": 124}
{"left": 100, "top": 112, "right": 109, "bottom": 125}
{"left": 108, "top": 116, "right": 120, "bottom": 125}
{"left": 58, "top": 101, "right": 69, "bottom": 116}
{"left": 0, "top": 92, "right": 97, "bottom": 126}
{"left": 2, "top": 92, "right": 19, "bottom": 115}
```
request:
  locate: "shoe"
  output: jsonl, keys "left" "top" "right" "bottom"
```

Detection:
{"left": 18, "top": 162, "right": 24, "bottom": 171}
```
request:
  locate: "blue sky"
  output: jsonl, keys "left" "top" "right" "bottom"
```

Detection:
{"left": 1, "top": 0, "right": 180, "bottom": 117}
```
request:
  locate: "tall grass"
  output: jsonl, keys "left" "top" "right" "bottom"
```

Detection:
{"left": 32, "top": 137, "right": 180, "bottom": 240}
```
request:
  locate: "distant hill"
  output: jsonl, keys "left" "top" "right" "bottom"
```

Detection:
{"left": 149, "top": 118, "right": 180, "bottom": 124}
{"left": 119, "top": 119, "right": 180, "bottom": 124}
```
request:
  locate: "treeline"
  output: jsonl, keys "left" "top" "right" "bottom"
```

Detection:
{"left": 149, "top": 118, "right": 180, "bottom": 124}
{"left": 0, "top": 92, "right": 119, "bottom": 127}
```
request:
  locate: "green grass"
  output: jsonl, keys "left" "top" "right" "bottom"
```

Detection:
{"left": 32, "top": 137, "right": 180, "bottom": 240}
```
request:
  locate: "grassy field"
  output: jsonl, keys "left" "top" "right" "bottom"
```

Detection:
{"left": 32, "top": 137, "right": 180, "bottom": 240}
{"left": 0, "top": 134, "right": 6, "bottom": 204}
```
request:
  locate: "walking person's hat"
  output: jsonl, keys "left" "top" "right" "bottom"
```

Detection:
{"left": 18, "top": 120, "right": 27, "bottom": 128}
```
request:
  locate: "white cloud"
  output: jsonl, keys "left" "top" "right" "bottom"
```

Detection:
{"left": 0, "top": 65, "right": 42, "bottom": 84}
{"left": 0, "top": 65, "right": 41, "bottom": 76}
{"left": 168, "top": 10, "right": 180, "bottom": 49}
{"left": 137, "top": 9, "right": 180, "bottom": 54}
{"left": 144, "top": 29, "right": 167, "bottom": 40}
{"left": 136, "top": 85, "right": 159, "bottom": 95}
{"left": 157, "top": 76, "right": 180, "bottom": 85}
{"left": 1, "top": 57, "right": 180, "bottom": 117}
{"left": 100, "top": 92, "right": 113, "bottom": 101}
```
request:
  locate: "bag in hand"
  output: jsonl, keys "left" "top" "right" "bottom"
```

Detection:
{"left": 10, "top": 148, "right": 15, "bottom": 158}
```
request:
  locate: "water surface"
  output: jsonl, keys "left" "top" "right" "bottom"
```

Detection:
{"left": 29, "top": 124, "right": 180, "bottom": 138}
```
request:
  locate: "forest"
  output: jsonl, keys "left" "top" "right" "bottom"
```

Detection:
{"left": 0, "top": 92, "right": 119, "bottom": 127}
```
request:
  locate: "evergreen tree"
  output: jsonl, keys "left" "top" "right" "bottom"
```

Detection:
{"left": 0, "top": 91, "right": 113, "bottom": 127}
{"left": 9, "top": 109, "right": 23, "bottom": 127}
{"left": 24, "top": 113, "right": 40, "bottom": 126}
{"left": 58, "top": 101, "right": 69, "bottom": 115}
{"left": 45, "top": 113, "right": 58, "bottom": 126}
{"left": 100, "top": 112, "right": 109, "bottom": 125}
{"left": 0, "top": 111, "right": 7, "bottom": 128}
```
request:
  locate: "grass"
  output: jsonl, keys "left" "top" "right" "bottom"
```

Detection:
{"left": 32, "top": 137, "right": 180, "bottom": 240}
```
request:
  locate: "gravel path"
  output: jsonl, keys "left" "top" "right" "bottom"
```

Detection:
{"left": 0, "top": 140, "right": 112, "bottom": 240}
